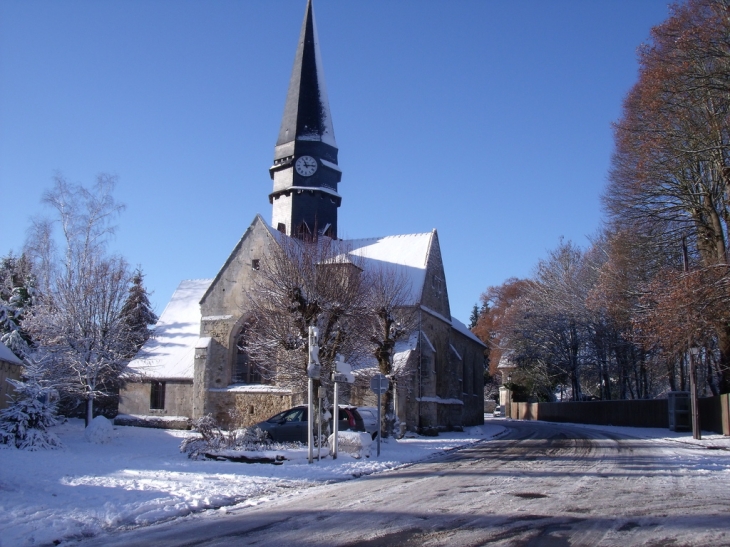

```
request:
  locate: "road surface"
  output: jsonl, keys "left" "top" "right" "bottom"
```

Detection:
{"left": 77, "top": 420, "right": 730, "bottom": 546}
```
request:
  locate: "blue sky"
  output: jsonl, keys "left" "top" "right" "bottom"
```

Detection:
{"left": 0, "top": 0, "right": 672, "bottom": 323}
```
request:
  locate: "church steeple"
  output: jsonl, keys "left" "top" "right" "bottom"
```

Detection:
{"left": 269, "top": 0, "right": 342, "bottom": 240}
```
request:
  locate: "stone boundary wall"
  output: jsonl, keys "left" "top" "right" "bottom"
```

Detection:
{"left": 206, "top": 390, "right": 295, "bottom": 429}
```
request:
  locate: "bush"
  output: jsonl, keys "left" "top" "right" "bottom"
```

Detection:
{"left": 180, "top": 414, "right": 291, "bottom": 460}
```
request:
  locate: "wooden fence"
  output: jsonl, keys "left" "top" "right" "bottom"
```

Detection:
{"left": 509, "top": 394, "right": 730, "bottom": 435}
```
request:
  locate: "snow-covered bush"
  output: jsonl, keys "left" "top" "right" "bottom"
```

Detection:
{"left": 180, "top": 414, "right": 283, "bottom": 460}
{"left": 84, "top": 415, "right": 113, "bottom": 444}
{"left": 0, "top": 365, "right": 62, "bottom": 450}
{"left": 328, "top": 431, "right": 371, "bottom": 459}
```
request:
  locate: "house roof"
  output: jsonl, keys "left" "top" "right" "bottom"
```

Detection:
{"left": 126, "top": 279, "right": 212, "bottom": 380}
{"left": 0, "top": 340, "right": 23, "bottom": 367}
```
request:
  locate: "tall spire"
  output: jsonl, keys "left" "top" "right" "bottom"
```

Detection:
{"left": 275, "top": 0, "right": 336, "bottom": 156}
{"left": 269, "top": 0, "right": 342, "bottom": 240}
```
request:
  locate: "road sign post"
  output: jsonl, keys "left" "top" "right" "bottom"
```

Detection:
{"left": 307, "top": 326, "right": 320, "bottom": 464}
{"left": 332, "top": 355, "right": 354, "bottom": 460}
{"left": 370, "top": 374, "right": 389, "bottom": 457}
{"left": 317, "top": 386, "right": 324, "bottom": 461}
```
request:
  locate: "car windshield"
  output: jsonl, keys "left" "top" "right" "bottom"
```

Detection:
{"left": 267, "top": 410, "right": 290, "bottom": 423}
{"left": 285, "top": 409, "right": 305, "bottom": 422}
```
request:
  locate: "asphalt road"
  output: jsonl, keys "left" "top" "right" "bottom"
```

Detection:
{"left": 76, "top": 420, "right": 730, "bottom": 546}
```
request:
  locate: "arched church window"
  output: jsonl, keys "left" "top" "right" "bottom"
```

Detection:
{"left": 233, "top": 322, "right": 263, "bottom": 384}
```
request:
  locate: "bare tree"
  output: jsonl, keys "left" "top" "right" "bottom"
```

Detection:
{"left": 244, "top": 235, "right": 367, "bottom": 397}
{"left": 605, "top": 0, "right": 730, "bottom": 391}
{"left": 362, "top": 265, "right": 417, "bottom": 438}
{"left": 23, "top": 174, "right": 134, "bottom": 426}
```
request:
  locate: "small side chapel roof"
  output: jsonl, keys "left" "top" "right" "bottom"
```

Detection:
{"left": 126, "top": 279, "right": 212, "bottom": 380}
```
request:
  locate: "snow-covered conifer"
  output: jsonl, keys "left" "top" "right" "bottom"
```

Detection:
{"left": 120, "top": 268, "right": 157, "bottom": 355}
{"left": 0, "top": 363, "right": 62, "bottom": 450}
{"left": 0, "top": 253, "right": 35, "bottom": 361}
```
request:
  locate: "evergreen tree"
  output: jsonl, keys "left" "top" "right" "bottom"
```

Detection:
{"left": 469, "top": 303, "right": 480, "bottom": 329}
{"left": 0, "top": 363, "right": 62, "bottom": 450}
{"left": 0, "top": 253, "right": 35, "bottom": 360}
{"left": 120, "top": 268, "right": 158, "bottom": 355}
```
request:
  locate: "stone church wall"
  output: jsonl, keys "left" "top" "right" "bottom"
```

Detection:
{"left": 118, "top": 380, "right": 194, "bottom": 418}
{"left": 449, "top": 328, "right": 486, "bottom": 427}
{"left": 198, "top": 217, "right": 280, "bottom": 417}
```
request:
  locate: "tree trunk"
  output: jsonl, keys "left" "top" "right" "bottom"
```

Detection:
{"left": 381, "top": 386, "right": 395, "bottom": 439}
{"left": 85, "top": 395, "right": 94, "bottom": 427}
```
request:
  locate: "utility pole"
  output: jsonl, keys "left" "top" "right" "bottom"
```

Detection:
{"left": 683, "top": 237, "right": 701, "bottom": 440}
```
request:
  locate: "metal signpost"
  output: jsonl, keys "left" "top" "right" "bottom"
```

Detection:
{"left": 317, "top": 386, "right": 324, "bottom": 461}
{"left": 689, "top": 347, "right": 702, "bottom": 440}
{"left": 370, "top": 373, "right": 389, "bottom": 457}
{"left": 307, "top": 326, "right": 321, "bottom": 464}
{"left": 331, "top": 354, "right": 354, "bottom": 460}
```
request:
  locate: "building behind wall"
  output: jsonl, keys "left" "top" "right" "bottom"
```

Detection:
{"left": 0, "top": 341, "right": 23, "bottom": 411}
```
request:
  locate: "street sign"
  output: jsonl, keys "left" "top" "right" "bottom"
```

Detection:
{"left": 333, "top": 355, "right": 354, "bottom": 383}
{"left": 307, "top": 326, "right": 321, "bottom": 380}
{"left": 370, "top": 373, "right": 389, "bottom": 395}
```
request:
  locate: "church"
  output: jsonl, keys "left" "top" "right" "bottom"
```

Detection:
{"left": 118, "top": 0, "right": 485, "bottom": 433}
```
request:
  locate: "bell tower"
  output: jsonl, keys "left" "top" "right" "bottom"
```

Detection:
{"left": 269, "top": 0, "right": 342, "bottom": 239}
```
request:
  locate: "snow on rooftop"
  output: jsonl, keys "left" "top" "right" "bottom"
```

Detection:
{"left": 126, "top": 279, "right": 212, "bottom": 379}
{"left": 210, "top": 385, "right": 293, "bottom": 394}
{"left": 451, "top": 316, "right": 486, "bottom": 347}
{"left": 344, "top": 232, "right": 433, "bottom": 305}
{"left": 0, "top": 340, "right": 22, "bottom": 366}
{"left": 393, "top": 332, "right": 419, "bottom": 373}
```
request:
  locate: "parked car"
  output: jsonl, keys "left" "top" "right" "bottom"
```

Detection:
{"left": 255, "top": 405, "right": 365, "bottom": 443}
{"left": 356, "top": 407, "right": 380, "bottom": 440}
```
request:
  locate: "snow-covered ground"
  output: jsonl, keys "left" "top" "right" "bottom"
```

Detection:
{"left": 0, "top": 419, "right": 505, "bottom": 547}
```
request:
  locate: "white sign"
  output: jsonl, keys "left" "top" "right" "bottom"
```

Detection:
{"left": 333, "top": 354, "right": 354, "bottom": 383}
{"left": 307, "top": 326, "right": 321, "bottom": 379}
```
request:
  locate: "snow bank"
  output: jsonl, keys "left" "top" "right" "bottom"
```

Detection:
{"left": 329, "top": 431, "right": 372, "bottom": 459}
{"left": 84, "top": 416, "right": 113, "bottom": 444}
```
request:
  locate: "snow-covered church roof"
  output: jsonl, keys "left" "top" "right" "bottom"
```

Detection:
{"left": 126, "top": 279, "right": 212, "bottom": 380}
{"left": 264, "top": 221, "right": 485, "bottom": 346}
{"left": 345, "top": 232, "right": 434, "bottom": 305}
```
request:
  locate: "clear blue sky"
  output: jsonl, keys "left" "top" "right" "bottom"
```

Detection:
{"left": 0, "top": 0, "right": 672, "bottom": 322}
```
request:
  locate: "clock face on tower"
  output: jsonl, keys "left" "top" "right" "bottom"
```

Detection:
{"left": 295, "top": 155, "right": 318, "bottom": 177}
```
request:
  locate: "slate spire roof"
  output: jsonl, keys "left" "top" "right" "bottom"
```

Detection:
{"left": 275, "top": 0, "right": 336, "bottom": 156}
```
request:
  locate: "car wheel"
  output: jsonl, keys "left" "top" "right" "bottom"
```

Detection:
{"left": 371, "top": 431, "right": 378, "bottom": 441}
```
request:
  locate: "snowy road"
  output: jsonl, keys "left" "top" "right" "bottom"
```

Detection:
{"left": 74, "top": 420, "right": 730, "bottom": 546}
